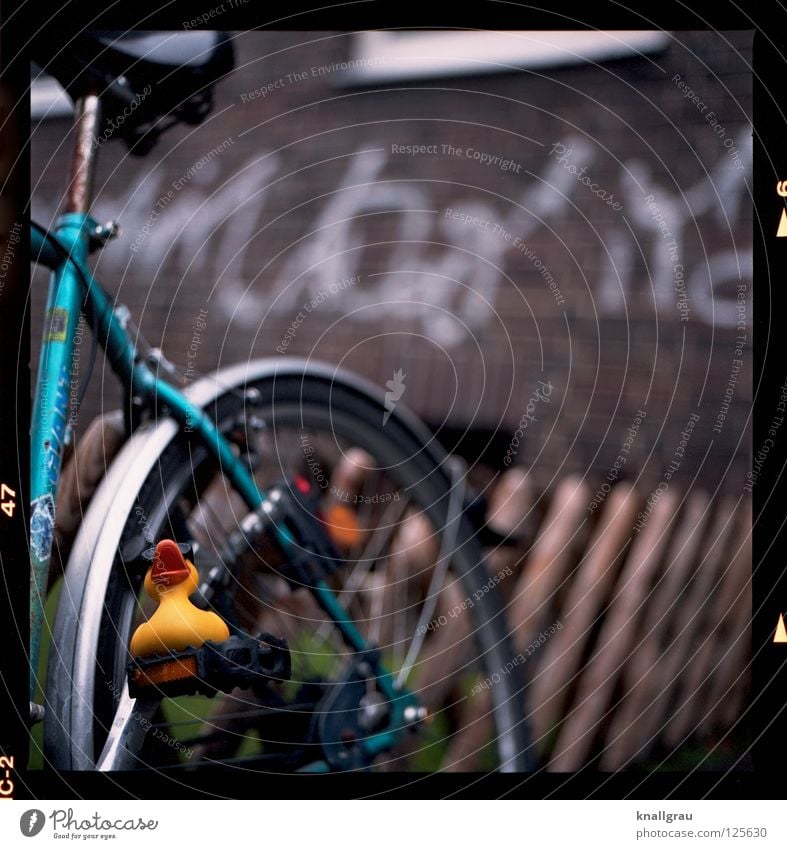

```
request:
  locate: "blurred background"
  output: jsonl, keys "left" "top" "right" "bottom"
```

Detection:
{"left": 30, "top": 30, "right": 752, "bottom": 771}
{"left": 32, "top": 30, "right": 752, "bottom": 493}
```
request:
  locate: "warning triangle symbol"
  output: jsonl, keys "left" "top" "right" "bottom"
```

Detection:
{"left": 774, "top": 613, "right": 787, "bottom": 643}
{"left": 778, "top": 209, "right": 787, "bottom": 238}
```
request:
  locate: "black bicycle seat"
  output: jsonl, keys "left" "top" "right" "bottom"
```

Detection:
{"left": 33, "top": 30, "right": 234, "bottom": 155}
{"left": 93, "top": 31, "right": 230, "bottom": 71}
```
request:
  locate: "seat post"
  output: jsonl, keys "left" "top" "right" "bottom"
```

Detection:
{"left": 63, "top": 93, "right": 101, "bottom": 215}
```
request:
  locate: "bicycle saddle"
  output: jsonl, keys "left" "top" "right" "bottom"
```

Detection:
{"left": 33, "top": 30, "right": 234, "bottom": 155}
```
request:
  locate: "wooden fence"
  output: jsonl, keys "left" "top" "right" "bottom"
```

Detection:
{"left": 464, "top": 469, "right": 752, "bottom": 771}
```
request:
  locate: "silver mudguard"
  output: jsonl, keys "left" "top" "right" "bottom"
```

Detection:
{"left": 43, "top": 358, "right": 345, "bottom": 769}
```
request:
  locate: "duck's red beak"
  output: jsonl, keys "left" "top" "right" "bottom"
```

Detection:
{"left": 151, "top": 539, "right": 191, "bottom": 587}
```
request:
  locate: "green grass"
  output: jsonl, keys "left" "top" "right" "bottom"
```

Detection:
{"left": 643, "top": 741, "right": 743, "bottom": 772}
{"left": 407, "top": 709, "right": 450, "bottom": 771}
{"left": 161, "top": 695, "right": 212, "bottom": 742}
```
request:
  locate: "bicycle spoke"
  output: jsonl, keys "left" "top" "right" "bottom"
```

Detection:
{"left": 397, "top": 457, "right": 467, "bottom": 687}
{"left": 411, "top": 581, "right": 475, "bottom": 709}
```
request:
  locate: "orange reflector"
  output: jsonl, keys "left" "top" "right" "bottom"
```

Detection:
{"left": 324, "top": 503, "right": 363, "bottom": 549}
{"left": 132, "top": 655, "right": 198, "bottom": 688}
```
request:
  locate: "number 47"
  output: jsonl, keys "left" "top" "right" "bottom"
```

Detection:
{"left": 1, "top": 483, "right": 16, "bottom": 518}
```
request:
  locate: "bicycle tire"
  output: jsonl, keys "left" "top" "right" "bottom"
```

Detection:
{"left": 45, "top": 359, "right": 531, "bottom": 773}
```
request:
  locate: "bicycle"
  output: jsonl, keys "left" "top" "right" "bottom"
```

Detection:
{"left": 30, "top": 30, "right": 531, "bottom": 773}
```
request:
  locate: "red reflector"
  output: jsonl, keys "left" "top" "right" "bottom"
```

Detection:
{"left": 293, "top": 474, "right": 311, "bottom": 494}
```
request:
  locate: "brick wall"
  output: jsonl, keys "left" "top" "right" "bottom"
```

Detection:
{"left": 31, "top": 30, "right": 752, "bottom": 493}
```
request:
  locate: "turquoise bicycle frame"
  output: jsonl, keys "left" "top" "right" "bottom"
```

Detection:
{"left": 29, "top": 210, "right": 275, "bottom": 685}
{"left": 30, "top": 212, "right": 416, "bottom": 766}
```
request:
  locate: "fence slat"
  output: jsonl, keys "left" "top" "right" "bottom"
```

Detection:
{"left": 441, "top": 687, "right": 495, "bottom": 772}
{"left": 698, "top": 504, "right": 752, "bottom": 738}
{"left": 662, "top": 499, "right": 740, "bottom": 750}
{"left": 549, "top": 488, "right": 680, "bottom": 770}
{"left": 719, "top": 581, "right": 751, "bottom": 733}
{"left": 509, "top": 476, "right": 591, "bottom": 657}
{"left": 530, "top": 483, "right": 640, "bottom": 750}
{"left": 702, "top": 503, "right": 752, "bottom": 737}
{"left": 599, "top": 492, "right": 711, "bottom": 769}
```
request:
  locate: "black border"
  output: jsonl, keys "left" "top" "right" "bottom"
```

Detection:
{"left": 0, "top": 0, "right": 31, "bottom": 769}
{"left": 3, "top": 0, "right": 786, "bottom": 799}
{"left": 751, "top": 21, "right": 787, "bottom": 778}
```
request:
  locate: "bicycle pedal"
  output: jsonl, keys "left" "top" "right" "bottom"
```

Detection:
{"left": 127, "top": 634, "right": 291, "bottom": 699}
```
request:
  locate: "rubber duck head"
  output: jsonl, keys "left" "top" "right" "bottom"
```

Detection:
{"left": 143, "top": 539, "right": 199, "bottom": 599}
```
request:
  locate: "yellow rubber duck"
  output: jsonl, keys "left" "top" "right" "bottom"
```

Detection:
{"left": 130, "top": 539, "right": 229, "bottom": 658}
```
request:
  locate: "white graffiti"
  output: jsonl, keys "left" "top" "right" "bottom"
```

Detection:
{"left": 271, "top": 141, "right": 598, "bottom": 346}
{"left": 51, "top": 132, "right": 751, "bottom": 346}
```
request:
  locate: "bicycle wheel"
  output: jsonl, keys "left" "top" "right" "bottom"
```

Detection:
{"left": 45, "top": 359, "right": 531, "bottom": 773}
